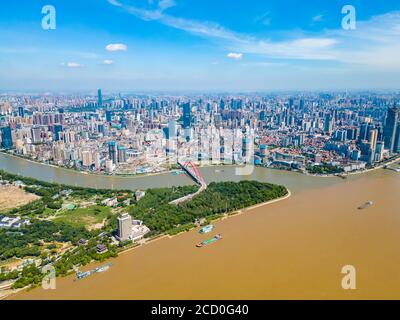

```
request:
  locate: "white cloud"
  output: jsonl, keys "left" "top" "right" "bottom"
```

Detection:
{"left": 237, "top": 37, "right": 338, "bottom": 61}
{"left": 107, "top": 0, "right": 122, "bottom": 7}
{"left": 103, "top": 59, "right": 114, "bottom": 65}
{"left": 227, "top": 52, "right": 243, "bottom": 60}
{"left": 107, "top": 0, "right": 243, "bottom": 41}
{"left": 327, "top": 11, "right": 400, "bottom": 69}
{"left": 64, "top": 62, "right": 83, "bottom": 68}
{"left": 107, "top": 1, "right": 400, "bottom": 69}
{"left": 105, "top": 43, "right": 128, "bottom": 52}
{"left": 312, "top": 14, "right": 324, "bottom": 23}
{"left": 158, "top": 0, "right": 176, "bottom": 11}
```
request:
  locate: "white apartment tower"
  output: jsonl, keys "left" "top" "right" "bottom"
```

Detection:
{"left": 117, "top": 213, "right": 132, "bottom": 241}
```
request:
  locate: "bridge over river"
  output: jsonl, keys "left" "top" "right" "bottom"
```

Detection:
{"left": 169, "top": 161, "right": 208, "bottom": 205}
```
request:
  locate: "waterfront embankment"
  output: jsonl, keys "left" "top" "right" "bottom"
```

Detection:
{"left": 10, "top": 167, "right": 400, "bottom": 300}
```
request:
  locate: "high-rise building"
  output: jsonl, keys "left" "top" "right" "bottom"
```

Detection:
{"left": 324, "top": 114, "right": 333, "bottom": 134}
{"left": 18, "top": 106, "right": 25, "bottom": 118}
{"left": 346, "top": 128, "right": 356, "bottom": 141}
{"left": 105, "top": 159, "right": 114, "bottom": 173}
{"left": 368, "top": 128, "right": 378, "bottom": 153}
{"left": 383, "top": 106, "right": 400, "bottom": 153}
{"left": 31, "top": 127, "right": 42, "bottom": 143}
{"left": 53, "top": 124, "right": 63, "bottom": 141}
{"left": 117, "top": 213, "right": 132, "bottom": 241}
{"left": 163, "top": 127, "right": 170, "bottom": 140}
{"left": 97, "top": 123, "right": 105, "bottom": 134}
{"left": 299, "top": 99, "right": 305, "bottom": 110}
{"left": 242, "top": 136, "right": 251, "bottom": 162}
{"left": 335, "top": 130, "right": 347, "bottom": 142}
{"left": 166, "top": 119, "right": 178, "bottom": 141}
{"left": 183, "top": 103, "right": 191, "bottom": 129}
{"left": 350, "top": 149, "right": 361, "bottom": 161}
{"left": 182, "top": 103, "right": 192, "bottom": 141}
{"left": 108, "top": 141, "right": 117, "bottom": 164}
{"left": 375, "top": 141, "right": 385, "bottom": 162}
{"left": 97, "top": 89, "right": 103, "bottom": 108}
{"left": 0, "top": 126, "right": 13, "bottom": 149}
{"left": 395, "top": 125, "right": 400, "bottom": 153}
{"left": 117, "top": 145, "right": 127, "bottom": 163}
{"left": 359, "top": 123, "right": 368, "bottom": 141}
{"left": 105, "top": 110, "right": 113, "bottom": 123}
{"left": 81, "top": 150, "right": 93, "bottom": 167}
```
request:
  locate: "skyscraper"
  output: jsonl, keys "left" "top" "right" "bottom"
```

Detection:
{"left": 383, "top": 106, "right": 400, "bottom": 153}
{"left": 359, "top": 123, "right": 368, "bottom": 141}
{"left": 117, "top": 213, "right": 132, "bottom": 241}
{"left": 394, "top": 125, "right": 400, "bottom": 153}
{"left": 18, "top": 106, "right": 25, "bottom": 118}
{"left": 299, "top": 99, "right": 305, "bottom": 110}
{"left": 31, "top": 127, "right": 42, "bottom": 143}
{"left": 168, "top": 119, "right": 177, "bottom": 139}
{"left": 97, "top": 89, "right": 103, "bottom": 108}
{"left": 53, "top": 124, "right": 63, "bottom": 141}
{"left": 108, "top": 141, "right": 117, "bottom": 164}
{"left": 0, "top": 126, "right": 13, "bottom": 149}
{"left": 368, "top": 128, "right": 378, "bottom": 152}
{"left": 117, "top": 145, "right": 127, "bottom": 163}
{"left": 375, "top": 141, "right": 385, "bottom": 162}
{"left": 183, "top": 103, "right": 191, "bottom": 129}
{"left": 105, "top": 110, "right": 113, "bottom": 123}
{"left": 183, "top": 103, "right": 192, "bottom": 141}
{"left": 324, "top": 114, "right": 333, "bottom": 134}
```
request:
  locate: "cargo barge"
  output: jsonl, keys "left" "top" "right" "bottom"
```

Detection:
{"left": 196, "top": 234, "right": 222, "bottom": 248}
{"left": 75, "top": 263, "right": 112, "bottom": 281}
{"left": 358, "top": 201, "right": 374, "bottom": 210}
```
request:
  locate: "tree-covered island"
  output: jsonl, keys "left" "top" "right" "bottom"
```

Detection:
{"left": 0, "top": 169, "right": 288, "bottom": 291}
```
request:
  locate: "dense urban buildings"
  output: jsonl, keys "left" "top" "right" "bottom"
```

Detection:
{"left": 0, "top": 91, "right": 400, "bottom": 175}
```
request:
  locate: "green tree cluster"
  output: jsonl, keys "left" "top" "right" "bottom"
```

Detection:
{"left": 129, "top": 181, "right": 288, "bottom": 234}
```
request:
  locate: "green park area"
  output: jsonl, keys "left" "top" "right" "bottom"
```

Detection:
{"left": 53, "top": 206, "right": 112, "bottom": 229}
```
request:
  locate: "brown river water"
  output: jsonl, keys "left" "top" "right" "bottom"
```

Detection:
{"left": 1, "top": 153, "right": 399, "bottom": 299}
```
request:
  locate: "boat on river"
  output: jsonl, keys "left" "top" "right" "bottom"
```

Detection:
{"left": 95, "top": 263, "right": 112, "bottom": 273}
{"left": 196, "top": 234, "right": 222, "bottom": 248}
{"left": 75, "top": 263, "right": 113, "bottom": 281}
{"left": 199, "top": 225, "right": 214, "bottom": 234}
{"left": 358, "top": 201, "right": 374, "bottom": 210}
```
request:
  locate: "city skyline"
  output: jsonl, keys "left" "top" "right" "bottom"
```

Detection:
{"left": 2, "top": 91, "right": 400, "bottom": 176}
{"left": 1, "top": 0, "right": 400, "bottom": 91}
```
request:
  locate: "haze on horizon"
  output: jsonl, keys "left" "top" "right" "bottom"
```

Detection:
{"left": 1, "top": 0, "right": 400, "bottom": 92}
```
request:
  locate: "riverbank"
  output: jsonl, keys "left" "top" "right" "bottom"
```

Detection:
{"left": 10, "top": 167, "right": 400, "bottom": 300}
{"left": 0, "top": 151, "right": 243, "bottom": 180}
{"left": 305, "top": 154, "right": 400, "bottom": 178}
{"left": 2, "top": 150, "right": 399, "bottom": 185}
{"left": 0, "top": 171, "right": 289, "bottom": 299}
{"left": 0, "top": 151, "right": 178, "bottom": 180}
{"left": 1, "top": 187, "right": 292, "bottom": 300}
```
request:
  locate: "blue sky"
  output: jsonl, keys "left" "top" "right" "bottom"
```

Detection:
{"left": 1, "top": 0, "right": 400, "bottom": 92}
